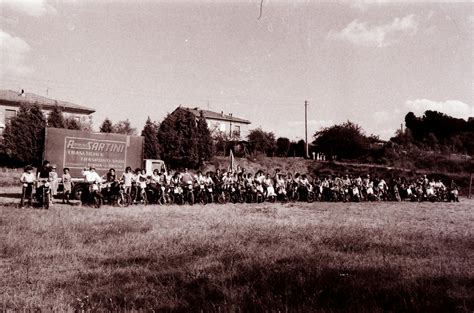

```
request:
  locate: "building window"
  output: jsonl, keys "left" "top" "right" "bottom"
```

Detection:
{"left": 5, "top": 109, "right": 16, "bottom": 123}
{"left": 234, "top": 125, "right": 241, "bottom": 137}
{"left": 219, "top": 122, "right": 226, "bottom": 132}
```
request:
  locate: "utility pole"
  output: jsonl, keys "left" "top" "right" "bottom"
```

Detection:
{"left": 305, "top": 100, "right": 308, "bottom": 158}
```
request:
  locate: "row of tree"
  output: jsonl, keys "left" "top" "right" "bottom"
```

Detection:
{"left": 99, "top": 117, "right": 137, "bottom": 135}
{"left": 1, "top": 104, "right": 471, "bottom": 169}
{"left": 0, "top": 105, "right": 215, "bottom": 169}
{"left": 394, "top": 111, "right": 474, "bottom": 154}
{"left": 99, "top": 109, "right": 214, "bottom": 168}
{"left": 243, "top": 110, "right": 474, "bottom": 161}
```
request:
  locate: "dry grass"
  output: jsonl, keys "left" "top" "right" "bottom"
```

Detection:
{"left": 1, "top": 188, "right": 473, "bottom": 312}
{"left": 0, "top": 168, "right": 22, "bottom": 187}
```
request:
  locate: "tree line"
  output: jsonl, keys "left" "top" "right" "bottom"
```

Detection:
{"left": 394, "top": 111, "right": 474, "bottom": 154}
{"left": 0, "top": 104, "right": 93, "bottom": 167}
{"left": 1, "top": 103, "right": 472, "bottom": 169}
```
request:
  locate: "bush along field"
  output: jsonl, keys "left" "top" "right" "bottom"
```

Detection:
{"left": 1, "top": 201, "right": 473, "bottom": 312}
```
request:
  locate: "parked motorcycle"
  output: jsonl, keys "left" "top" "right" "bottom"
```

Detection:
{"left": 36, "top": 179, "right": 51, "bottom": 209}
{"left": 81, "top": 182, "right": 102, "bottom": 208}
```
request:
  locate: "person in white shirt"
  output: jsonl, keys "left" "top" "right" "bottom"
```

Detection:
{"left": 135, "top": 169, "right": 149, "bottom": 202}
{"left": 195, "top": 171, "right": 206, "bottom": 186}
{"left": 377, "top": 178, "right": 387, "bottom": 192}
{"left": 434, "top": 180, "right": 445, "bottom": 190}
{"left": 204, "top": 172, "right": 214, "bottom": 186}
{"left": 222, "top": 172, "right": 234, "bottom": 188}
{"left": 82, "top": 167, "right": 102, "bottom": 184}
{"left": 299, "top": 175, "right": 312, "bottom": 191}
{"left": 20, "top": 165, "right": 35, "bottom": 207}
{"left": 256, "top": 171, "right": 265, "bottom": 185}
{"left": 20, "top": 166, "right": 36, "bottom": 184}
{"left": 121, "top": 167, "right": 134, "bottom": 195}
{"left": 150, "top": 169, "right": 161, "bottom": 184}
{"left": 49, "top": 165, "right": 59, "bottom": 197}
{"left": 275, "top": 174, "right": 286, "bottom": 190}
{"left": 81, "top": 167, "right": 102, "bottom": 204}
{"left": 263, "top": 173, "right": 276, "bottom": 197}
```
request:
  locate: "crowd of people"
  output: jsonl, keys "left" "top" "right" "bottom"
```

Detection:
{"left": 19, "top": 161, "right": 461, "bottom": 208}
{"left": 83, "top": 165, "right": 461, "bottom": 206}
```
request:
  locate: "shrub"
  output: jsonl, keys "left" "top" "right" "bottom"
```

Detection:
{"left": 2, "top": 103, "right": 46, "bottom": 166}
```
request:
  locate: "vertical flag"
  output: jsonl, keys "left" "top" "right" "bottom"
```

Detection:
{"left": 229, "top": 149, "right": 235, "bottom": 173}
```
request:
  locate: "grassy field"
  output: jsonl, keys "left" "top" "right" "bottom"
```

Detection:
{"left": 1, "top": 187, "right": 473, "bottom": 312}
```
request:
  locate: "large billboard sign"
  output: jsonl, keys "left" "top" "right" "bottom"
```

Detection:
{"left": 44, "top": 128, "right": 143, "bottom": 178}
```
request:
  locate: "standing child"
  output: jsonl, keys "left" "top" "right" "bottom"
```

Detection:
{"left": 121, "top": 166, "right": 133, "bottom": 195}
{"left": 49, "top": 165, "right": 59, "bottom": 205}
{"left": 20, "top": 165, "right": 35, "bottom": 207}
{"left": 62, "top": 168, "right": 72, "bottom": 204}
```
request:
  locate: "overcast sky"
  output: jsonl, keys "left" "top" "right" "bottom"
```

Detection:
{"left": 1, "top": 0, "right": 472, "bottom": 140}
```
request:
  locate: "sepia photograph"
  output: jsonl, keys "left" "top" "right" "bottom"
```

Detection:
{"left": 0, "top": 0, "right": 473, "bottom": 311}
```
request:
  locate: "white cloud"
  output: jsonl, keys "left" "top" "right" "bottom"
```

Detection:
{"left": 328, "top": 15, "right": 418, "bottom": 48}
{"left": 0, "top": 29, "right": 32, "bottom": 77}
{"left": 351, "top": 0, "right": 389, "bottom": 10}
{"left": 406, "top": 99, "right": 473, "bottom": 119}
{"left": 1, "top": 0, "right": 56, "bottom": 17}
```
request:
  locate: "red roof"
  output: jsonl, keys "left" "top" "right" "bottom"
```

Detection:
{"left": 181, "top": 107, "right": 250, "bottom": 124}
{"left": 0, "top": 89, "right": 95, "bottom": 115}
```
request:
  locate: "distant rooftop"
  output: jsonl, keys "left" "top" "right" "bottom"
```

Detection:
{"left": 0, "top": 89, "right": 95, "bottom": 115}
{"left": 182, "top": 106, "right": 251, "bottom": 124}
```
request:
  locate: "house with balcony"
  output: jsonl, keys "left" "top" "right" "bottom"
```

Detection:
{"left": 0, "top": 89, "right": 95, "bottom": 135}
{"left": 177, "top": 106, "right": 251, "bottom": 139}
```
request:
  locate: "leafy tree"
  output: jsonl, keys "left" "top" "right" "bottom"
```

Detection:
{"left": 197, "top": 112, "right": 214, "bottom": 162}
{"left": 64, "top": 117, "right": 82, "bottom": 130}
{"left": 404, "top": 112, "right": 422, "bottom": 141}
{"left": 47, "top": 105, "right": 91, "bottom": 131}
{"left": 425, "top": 132, "right": 439, "bottom": 150}
{"left": 47, "top": 105, "right": 65, "bottom": 128}
{"left": 158, "top": 108, "right": 203, "bottom": 169}
{"left": 390, "top": 128, "right": 414, "bottom": 146}
{"left": 247, "top": 128, "right": 276, "bottom": 156}
{"left": 313, "top": 121, "right": 370, "bottom": 160}
{"left": 80, "top": 119, "right": 93, "bottom": 131}
{"left": 114, "top": 119, "right": 136, "bottom": 135}
{"left": 211, "top": 128, "right": 229, "bottom": 156}
{"left": 289, "top": 139, "right": 306, "bottom": 157}
{"left": 3, "top": 103, "right": 46, "bottom": 166}
{"left": 276, "top": 137, "right": 290, "bottom": 157}
{"left": 404, "top": 110, "right": 473, "bottom": 153}
{"left": 141, "top": 117, "right": 160, "bottom": 160}
{"left": 99, "top": 118, "right": 114, "bottom": 133}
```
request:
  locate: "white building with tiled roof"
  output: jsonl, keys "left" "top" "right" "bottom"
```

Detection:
{"left": 0, "top": 89, "right": 95, "bottom": 134}
{"left": 178, "top": 106, "right": 251, "bottom": 139}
